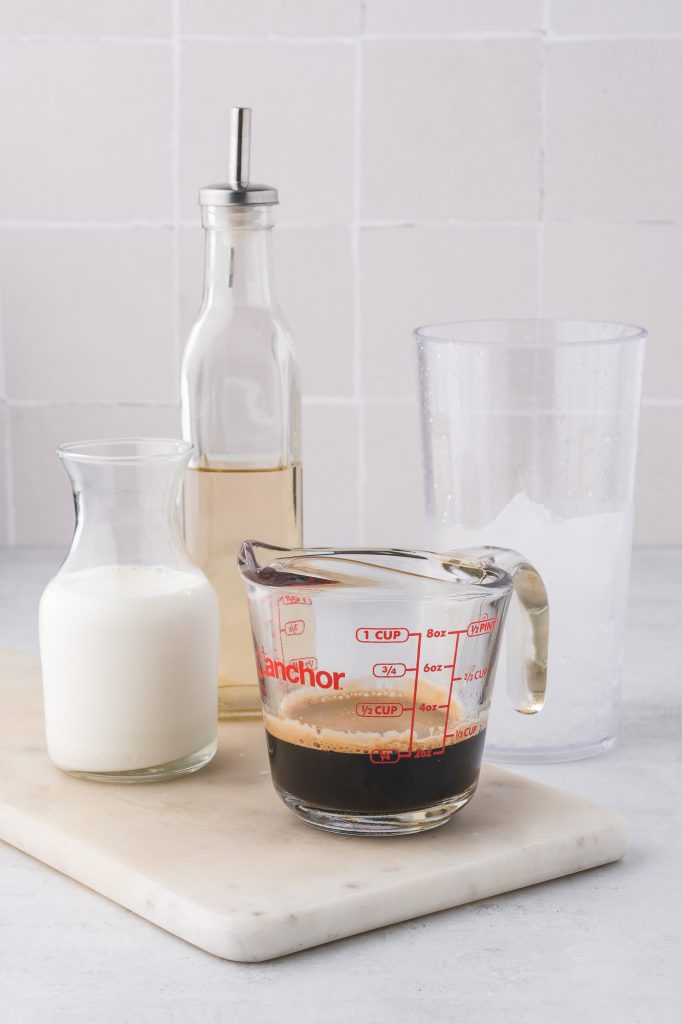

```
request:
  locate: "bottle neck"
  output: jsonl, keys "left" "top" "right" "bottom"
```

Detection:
{"left": 201, "top": 205, "right": 277, "bottom": 309}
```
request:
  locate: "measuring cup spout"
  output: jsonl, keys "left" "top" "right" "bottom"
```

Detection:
{"left": 452, "top": 547, "right": 549, "bottom": 715}
{"left": 238, "top": 540, "right": 342, "bottom": 588}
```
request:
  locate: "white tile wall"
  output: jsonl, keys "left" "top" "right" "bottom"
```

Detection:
{"left": 363, "top": 399, "right": 424, "bottom": 548}
{"left": 549, "top": 0, "right": 682, "bottom": 35}
{"left": 178, "top": 40, "right": 355, "bottom": 223}
{"left": 364, "top": 1, "right": 544, "bottom": 35}
{"left": 546, "top": 40, "right": 682, "bottom": 221}
{"left": 0, "top": 1, "right": 172, "bottom": 37}
{"left": 360, "top": 224, "right": 538, "bottom": 398}
{"left": 0, "top": 404, "right": 8, "bottom": 543}
{"left": 0, "top": 41, "right": 173, "bottom": 221}
{"left": 302, "top": 403, "right": 361, "bottom": 545}
{"left": 0, "top": 2, "right": 679, "bottom": 547}
{"left": 179, "top": 0, "right": 363, "bottom": 38}
{"left": 634, "top": 405, "right": 682, "bottom": 546}
{"left": 543, "top": 223, "right": 682, "bottom": 401}
{"left": 0, "top": 229, "right": 176, "bottom": 403}
{"left": 361, "top": 39, "right": 542, "bottom": 221}
{"left": 9, "top": 403, "right": 181, "bottom": 545}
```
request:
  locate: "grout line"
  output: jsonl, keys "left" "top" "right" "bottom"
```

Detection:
{"left": 353, "top": 32, "right": 365, "bottom": 543}
{"left": 0, "top": 288, "right": 15, "bottom": 542}
{"left": 642, "top": 398, "right": 682, "bottom": 408}
{"left": 546, "top": 32, "right": 682, "bottom": 42}
{"left": 537, "top": 0, "right": 549, "bottom": 318}
{"left": 0, "top": 35, "right": 173, "bottom": 44}
{"left": 0, "top": 398, "right": 16, "bottom": 544}
{"left": 171, "top": 0, "right": 181, "bottom": 391}
{"left": 4, "top": 395, "right": 680, "bottom": 409}
{"left": 5, "top": 399, "right": 181, "bottom": 409}
{"left": 5, "top": 408, "right": 16, "bottom": 546}
{"left": 3, "top": 396, "right": 370, "bottom": 408}
{"left": 3, "top": 217, "right": 681, "bottom": 231}
{"left": 302, "top": 396, "right": 357, "bottom": 406}
{"left": 0, "top": 221, "right": 177, "bottom": 230}
{"left": 3, "top": 31, "right": 682, "bottom": 45}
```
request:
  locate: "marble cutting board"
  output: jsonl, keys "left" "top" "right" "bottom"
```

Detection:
{"left": 0, "top": 647, "right": 629, "bottom": 962}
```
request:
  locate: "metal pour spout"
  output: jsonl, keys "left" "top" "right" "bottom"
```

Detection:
{"left": 228, "top": 107, "right": 251, "bottom": 189}
{"left": 198, "top": 107, "right": 278, "bottom": 208}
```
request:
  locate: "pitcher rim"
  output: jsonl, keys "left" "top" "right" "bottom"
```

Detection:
{"left": 413, "top": 318, "right": 647, "bottom": 348}
{"left": 238, "top": 540, "right": 512, "bottom": 594}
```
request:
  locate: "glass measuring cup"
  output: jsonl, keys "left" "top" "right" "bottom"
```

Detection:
{"left": 239, "top": 542, "right": 549, "bottom": 835}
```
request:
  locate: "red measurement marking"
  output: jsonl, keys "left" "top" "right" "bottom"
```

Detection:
{"left": 356, "top": 702, "right": 404, "bottom": 718}
{"left": 289, "top": 656, "right": 317, "bottom": 670}
{"left": 284, "top": 620, "right": 305, "bottom": 636}
{"left": 372, "top": 662, "right": 407, "bottom": 678}
{"left": 406, "top": 631, "right": 422, "bottom": 755}
{"left": 467, "top": 615, "right": 497, "bottom": 638}
{"left": 279, "top": 593, "right": 312, "bottom": 606}
{"left": 356, "top": 627, "right": 409, "bottom": 643}
{"left": 370, "top": 749, "right": 401, "bottom": 765}
{"left": 441, "top": 632, "right": 461, "bottom": 747}
{"left": 462, "top": 666, "right": 488, "bottom": 683}
{"left": 454, "top": 723, "right": 479, "bottom": 740}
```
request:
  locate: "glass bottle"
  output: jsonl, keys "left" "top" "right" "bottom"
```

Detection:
{"left": 181, "top": 108, "right": 302, "bottom": 719}
{"left": 39, "top": 438, "right": 219, "bottom": 782}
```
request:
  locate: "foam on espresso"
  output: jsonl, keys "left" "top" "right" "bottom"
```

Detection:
{"left": 263, "top": 680, "right": 487, "bottom": 755}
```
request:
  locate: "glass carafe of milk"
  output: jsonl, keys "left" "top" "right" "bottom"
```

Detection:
{"left": 39, "top": 438, "right": 219, "bottom": 782}
{"left": 181, "top": 108, "right": 302, "bottom": 720}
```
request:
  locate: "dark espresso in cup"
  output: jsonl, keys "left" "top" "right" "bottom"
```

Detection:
{"left": 264, "top": 683, "right": 486, "bottom": 815}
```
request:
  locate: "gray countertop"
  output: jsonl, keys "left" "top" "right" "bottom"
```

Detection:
{"left": 1, "top": 547, "right": 680, "bottom": 1024}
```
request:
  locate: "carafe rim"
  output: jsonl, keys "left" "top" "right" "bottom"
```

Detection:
{"left": 58, "top": 437, "right": 192, "bottom": 466}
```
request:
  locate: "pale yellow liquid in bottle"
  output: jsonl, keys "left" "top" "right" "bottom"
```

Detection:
{"left": 183, "top": 465, "right": 302, "bottom": 718}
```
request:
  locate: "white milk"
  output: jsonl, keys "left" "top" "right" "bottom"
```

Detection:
{"left": 446, "top": 493, "right": 633, "bottom": 757}
{"left": 39, "top": 565, "right": 219, "bottom": 773}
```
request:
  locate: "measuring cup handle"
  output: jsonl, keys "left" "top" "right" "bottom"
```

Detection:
{"left": 460, "top": 546, "right": 549, "bottom": 715}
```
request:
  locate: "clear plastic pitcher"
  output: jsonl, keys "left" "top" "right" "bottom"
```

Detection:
{"left": 416, "top": 319, "right": 646, "bottom": 763}
{"left": 239, "top": 542, "right": 548, "bottom": 836}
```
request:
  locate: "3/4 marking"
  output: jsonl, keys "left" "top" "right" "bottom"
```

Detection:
{"left": 372, "top": 662, "right": 407, "bottom": 678}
